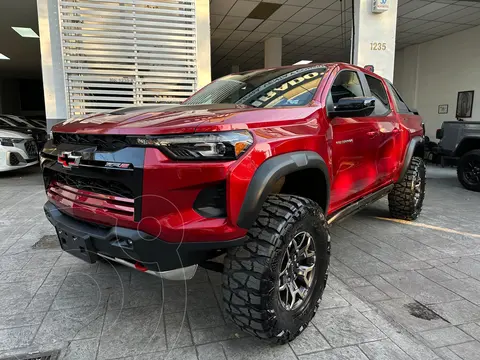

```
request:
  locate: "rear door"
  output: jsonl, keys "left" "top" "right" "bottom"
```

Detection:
{"left": 363, "top": 74, "right": 401, "bottom": 184}
{"left": 328, "top": 69, "right": 382, "bottom": 211}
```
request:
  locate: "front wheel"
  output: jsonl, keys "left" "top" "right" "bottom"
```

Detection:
{"left": 457, "top": 150, "right": 480, "bottom": 192}
{"left": 388, "top": 156, "right": 426, "bottom": 220}
{"left": 222, "top": 194, "right": 330, "bottom": 343}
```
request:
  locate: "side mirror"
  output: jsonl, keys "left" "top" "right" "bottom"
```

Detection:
{"left": 328, "top": 97, "right": 376, "bottom": 118}
{"left": 436, "top": 128, "right": 444, "bottom": 139}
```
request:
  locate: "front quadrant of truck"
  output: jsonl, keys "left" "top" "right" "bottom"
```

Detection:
{"left": 41, "top": 63, "right": 425, "bottom": 343}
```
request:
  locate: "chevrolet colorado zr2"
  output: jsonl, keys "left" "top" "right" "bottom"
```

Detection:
{"left": 41, "top": 63, "right": 425, "bottom": 343}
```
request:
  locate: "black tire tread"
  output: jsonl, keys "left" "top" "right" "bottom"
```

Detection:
{"left": 222, "top": 194, "right": 329, "bottom": 343}
{"left": 457, "top": 149, "right": 480, "bottom": 192}
{"left": 388, "top": 156, "right": 426, "bottom": 221}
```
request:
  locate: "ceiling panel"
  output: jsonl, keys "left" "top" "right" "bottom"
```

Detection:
{"left": 237, "top": 18, "right": 264, "bottom": 31}
{"left": 305, "top": 9, "right": 339, "bottom": 24}
{"left": 323, "top": 14, "right": 344, "bottom": 26}
{"left": 269, "top": 5, "right": 302, "bottom": 20}
{"left": 228, "top": 30, "right": 251, "bottom": 40}
{"left": 274, "top": 22, "right": 301, "bottom": 34}
{"left": 459, "top": 10, "right": 480, "bottom": 24}
{"left": 255, "top": 20, "right": 283, "bottom": 32}
{"left": 210, "top": 0, "right": 236, "bottom": 15}
{"left": 210, "top": 14, "right": 224, "bottom": 29}
{"left": 212, "top": 29, "right": 233, "bottom": 40}
{"left": 397, "top": 19, "right": 429, "bottom": 32}
{"left": 435, "top": 23, "right": 472, "bottom": 36}
{"left": 420, "top": 4, "right": 465, "bottom": 21}
{"left": 227, "top": 1, "right": 260, "bottom": 17}
{"left": 398, "top": 1, "right": 431, "bottom": 16}
{"left": 289, "top": 7, "right": 322, "bottom": 22}
{"left": 218, "top": 16, "right": 245, "bottom": 29}
{"left": 312, "top": 24, "right": 337, "bottom": 37}
{"left": 408, "top": 21, "right": 444, "bottom": 34}
{"left": 436, "top": 6, "right": 480, "bottom": 23}
{"left": 402, "top": 2, "right": 448, "bottom": 19}
{"left": 306, "top": 0, "right": 337, "bottom": 9}
{"left": 235, "top": 41, "right": 256, "bottom": 49}
{"left": 244, "top": 31, "right": 269, "bottom": 41}
{"left": 291, "top": 23, "right": 318, "bottom": 35}
{"left": 285, "top": 0, "right": 311, "bottom": 5}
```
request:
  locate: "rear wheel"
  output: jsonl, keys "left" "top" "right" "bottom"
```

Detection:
{"left": 222, "top": 194, "right": 330, "bottom": 343}
{"left": 457, "top": 150, "right": 480, "bottom": 192}
{"left": 388, "top": 156, "right": 426, "bottom": 220}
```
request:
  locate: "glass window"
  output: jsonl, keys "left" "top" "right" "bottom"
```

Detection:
{"left": 0, "top": 117, "right": 14, "bottom": 127}
{"left": 3, "top": 115, "right": 28, "bottom": 127}
{"left": 386, "top": 81, "right": 411, "bottom": 114}
{"left": 365, "top": 75, "right": 390, "bottom": 116}
{"left": 183, "top": 66, "right": 326, "bottom": 108}
{"left": 329, "top": 71, "right": 364, "bottom": 105}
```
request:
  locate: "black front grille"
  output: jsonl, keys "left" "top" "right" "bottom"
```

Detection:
{"left": 54, "top": 172, "right": 134, "bottom": 199}
{"left": 53, "top": 133, "right": 130, "bottom": 151}
{"left": 25, "top": 140, "right": 38, "bottom": 157}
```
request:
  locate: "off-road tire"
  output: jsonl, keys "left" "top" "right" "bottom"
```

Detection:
{"left": 457, "top": 150, "right": 480, "bottom": 192}
{"left": 222, "top": 194, "right": 330, "bottom": 343}
{"left": 388, "top": 156, "right": 426, "bottom": 220}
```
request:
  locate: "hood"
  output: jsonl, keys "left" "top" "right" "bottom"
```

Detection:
{"left": 52, "top": 104, "right": 257, "bottom": 135}
{"left": 52, "top": 103, "right": 319, "bottom": 135}
{"left": 0, "top": 128, "right": 32, "bottom": 139}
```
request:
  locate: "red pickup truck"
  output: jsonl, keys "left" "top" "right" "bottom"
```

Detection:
{"left": 41, "top": 62, "right": 425, "bottom": 343}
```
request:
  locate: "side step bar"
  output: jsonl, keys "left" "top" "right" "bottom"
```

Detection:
{"left": 327, "top": 184, "right": 394, "bottom": 225}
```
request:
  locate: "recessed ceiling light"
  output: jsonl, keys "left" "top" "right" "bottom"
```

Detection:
{"left": 0, "top": 53, "right": 10, "bottom": 60}
{"left": 293, "top": 60, "right": 312, "bottom": 65}
{"left": 12, "top": 27, "right": 39, "bottom": 38}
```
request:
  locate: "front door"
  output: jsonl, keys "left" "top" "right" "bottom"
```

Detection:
{"left": 327, "top": 70, "right": 381, "bottom": 212}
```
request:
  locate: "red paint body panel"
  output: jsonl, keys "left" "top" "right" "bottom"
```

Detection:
{"left": 47, "top": 62, "right": 424, "bottom": 244}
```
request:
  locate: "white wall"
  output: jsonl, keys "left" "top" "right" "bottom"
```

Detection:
{"left": 394, "top": 25, "right": 480, "bottom": 139}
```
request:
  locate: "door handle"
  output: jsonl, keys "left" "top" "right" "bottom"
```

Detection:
{"left": 367, "top": 131, "right": 379, "bottom": 138}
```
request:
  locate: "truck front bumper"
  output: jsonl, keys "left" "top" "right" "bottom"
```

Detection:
{"left": 44, "top": 201, "right": 246, "bottom": 278}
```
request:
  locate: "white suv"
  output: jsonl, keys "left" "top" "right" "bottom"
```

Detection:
{"left": 0, "top": 128, "right": 39, "bottom": 172}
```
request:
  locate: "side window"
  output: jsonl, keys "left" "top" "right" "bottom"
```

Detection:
{"left": 329, "top": 70, "right": 364, "bottom": 105}
{"left": 365, "top": 75, "right": 390, "bottom": 116}
{"left": 386, "top": 81, "right": 411, "bottom": 114}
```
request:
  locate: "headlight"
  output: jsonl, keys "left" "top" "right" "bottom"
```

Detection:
{"left": 130, "top": 130, "right": 253, "bottom": 160}
{"left": 0, "top": 138, "right": 22, "bottom": 147}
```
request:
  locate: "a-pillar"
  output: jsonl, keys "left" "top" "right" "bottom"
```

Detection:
{"left": 352, "top": 0, "right": 398, "bottom": 81}
{"left": 264, "top": 37, "right": 282, "bottom": 68}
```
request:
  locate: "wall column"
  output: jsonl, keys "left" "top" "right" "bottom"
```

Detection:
{"left": 264, "top": 37, "right": 282, "bottom": 68}
{"left": 353, "top": 0, "right": 398, "bottom": 81}
{"left": 195, "top": 0, "right": 211, "bottom": 89}
{"left": 37, "top": 0, "right": 67, "bottom": 131}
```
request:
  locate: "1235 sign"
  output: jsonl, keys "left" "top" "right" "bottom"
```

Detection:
{"left": 370, "top": 42, "right": 386, "bottom": 51}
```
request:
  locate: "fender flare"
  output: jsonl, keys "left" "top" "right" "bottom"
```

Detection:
{"left": 236, "top": 151, "right": 330, "bottom": 229}
{"left": 398, "top": 136, "right": 424, "bottom": 182}
{"left": 454, "top": 136, "right": 480, "bottom": 157}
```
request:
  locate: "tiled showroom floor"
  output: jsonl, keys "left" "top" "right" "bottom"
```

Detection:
{"left": 1, "top": 165, "right": 480, "bottom": 359}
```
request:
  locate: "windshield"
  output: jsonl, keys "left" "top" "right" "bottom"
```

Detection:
{"left": 0, "top": 118, "right": 14, "bottom": 127}
{"left": 184, "top": 65, "right": 326, "bottom": 108}
{"left": 3, "top": 115, "right": 29, "bottom": 127}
